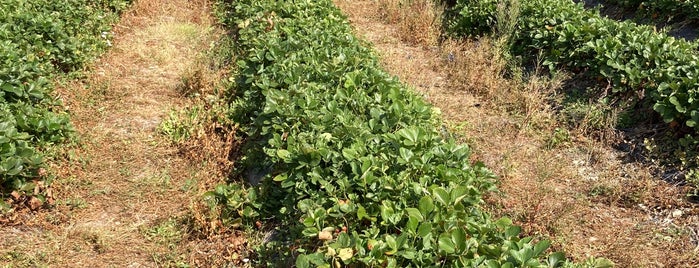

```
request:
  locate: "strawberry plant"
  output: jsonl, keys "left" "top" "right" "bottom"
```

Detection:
{"left": 607, "top": 0, "right": 699, "bottom": 23}
{"left": 0, "top": 0, "right": 131, "bottom": 195}
{"left": 446, "top": 0, "right": 699, "bottom": 184}
{"left": 207, "top": 0, "right": 598, "bottom": 266}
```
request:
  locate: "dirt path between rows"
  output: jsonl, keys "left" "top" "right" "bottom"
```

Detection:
{"left": 335, "top": 0, "right": 699, "bottom": 266}
{"left": 0, "top": 1, "right": 241, "bottom": 267}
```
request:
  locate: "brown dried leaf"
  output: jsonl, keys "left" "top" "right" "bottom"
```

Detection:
{"left": 28, "top": 197, "right": 42, "bottom": 210}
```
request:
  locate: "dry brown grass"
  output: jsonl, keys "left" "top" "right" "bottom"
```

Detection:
{"left": 0, "top": 0, "right": 248, "bottom": 267}
{"left": 376, "top": 0, "right": 442, "bottom": 47}
{"left": 335, "top": 0, "right": 699, "bottom": 266}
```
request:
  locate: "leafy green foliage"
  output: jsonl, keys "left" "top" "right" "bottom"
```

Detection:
{"left": 0, "top": 0, "right": 131, "bottom": 192}
{"left": 208, "top": 0, "right": 593, "bottom": 266}
{"left": 609, "top": 0, "right": 699, "bottom": 22}
{"left": 446, "top": 0, "right": 699, "bottom": 182}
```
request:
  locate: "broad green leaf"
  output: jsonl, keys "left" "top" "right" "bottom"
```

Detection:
{"left": 272, "top": 174, "right": 287, "bottom": 182}
{"left": 357, "top": 204, "right": 368, "bottom": 220}
{"left": 342, "top": 148, "right": 358, "bottom": 160}
{"left": 438, "top": 233, "right": 456, "bottom": 254}
{"left": 386, "top": 235, "right": 397, "bottom": 250}
{"left": 276, "top": 149, "right": 291, "bottom": 161}
{"left": 295, "top": 254, "right": 310, "bottom": 268}
{"left": 433, "top": 187, "right": 450, "bottom": 206}
{"left": 417, "top": 222, "right": 432, "bottom": 237}
{"left": 418, "top": 196, "right": 434, "bottom": 215}
{"left": 593, "top": 258, "right": 615, "bottom": 268}
{"left": 547, "top": 252, "right": 566, "bottom": 267}
{"left": 450, "top": 185, "right": 470, "bottom": 205}
{"left": 533, "top": 240, "right": 551, "bottom": 256}
{"left": 405, "top": 208, "right": 423, "bottom": 222}
{"left": 451, "top": 228, "right": 467, "bottom": 251}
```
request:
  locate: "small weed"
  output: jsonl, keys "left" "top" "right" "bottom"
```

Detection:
{"left": 152, "top": 252, "right": 191, "bottom": 268}
{"left": 145, "top": 218, "right": 184, "bottom": 247}
{"left": 159, "top": 105, "right": 206, "bottom": 143}
{"left": 180, "top": 178, "right": 198, "bottom": 192}
{"left": 136, "top": 170, "right": 173, "bottom": 189}
{"left": 82, "top": 232, "right": 110, "bottom": 254}
{"left": 118, "top": 167, "right": 132, "bottom": 177}
{"left": 1, "top": 250, "right": 49, "bottom": 268}
{"left": 561, "top": 101, "right": 617, "bottom": 135}
{"left": 588, "top": 184, "right": 614, "bottom": 198}
{"left": 545, "top": 128, "right": 570, "bottom": 149}
{"left": 60, "top": 198, "right": 88, "bottom": 210}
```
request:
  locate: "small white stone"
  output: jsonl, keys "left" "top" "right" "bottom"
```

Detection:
{"left": 672, "top": 209, "right": 683, "bottom": 218}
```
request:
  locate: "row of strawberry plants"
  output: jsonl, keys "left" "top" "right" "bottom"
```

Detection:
{"left": 448, "top": 0, "right": 699, "bottom": 139}
{"left": 209, "top": 0, "right": 589, "bottom": 267}
{"left": 604, "top": 0, "right": 699, "bottom": 23}
{"left": 0, "top": 1, "right": 130, "bottom": 194}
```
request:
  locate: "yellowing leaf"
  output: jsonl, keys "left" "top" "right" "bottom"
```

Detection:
{"left": 338, "top": 248, "right": 353, "bottom": 261}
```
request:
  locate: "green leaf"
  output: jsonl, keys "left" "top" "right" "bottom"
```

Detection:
{"left": 450, "top": 185, "right": 470, "bottom": 205}
{"left": 547, "top": 252, "right": 566, "bottom": 267}
{"left": 295, "top": 254, "right": 310, "bottom": 268}
{"left": 399, "top": 147, "right": 414, "bottom": 163}
{"left": 380, "top": 203, "right": 396, "bottom": 225}
{"left": 485, "top": 260, "right": 500, "bottom": 268}
{"left": 357, "top": 204, "right": 368, "bottom": 220}
{"left": 505, "top": 225, "right": 522, "bottom": 238}
{"left": 405, "top": 208, "right": 423, "bottom": 222}
{"left": 417, "top": 222, "right": 432, "bottom": 237}
{"left": 418, "top": 196, "right": 434, "bottom": 215}
{"left": 406, "top": 216, "right": 419, "bottom": 234}
{"left": 593, "top": 258, "right": 615, "bottom": 268}
{"left": 276, "top": 149, "right": 291, "bottom": 161}
{"left": 433, "top": 187, "right": 450, "bottom": 206}
{"left": 342, "top": 148, "right": 358, "bottom": 160}
{"left": 438, "top": 233, "right": 456, "bottom": 254}
{"left": 273, "top": 174, "right": 287, "bottom": 182}
{"left": 533, "top": 240, "right": 551, "bottom": 256}
{"left": 386, "top": 235, "right": 397, "bottom": 250}
{"left": 451, "top": 228, "right": 467, "bottom": 252}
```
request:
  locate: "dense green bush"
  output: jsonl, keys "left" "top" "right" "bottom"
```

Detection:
{"left": 0, "top": 0, "right": 130, "bottom": 193}
{"left": 205, "top": 0, "right": 603, "bottom": 267}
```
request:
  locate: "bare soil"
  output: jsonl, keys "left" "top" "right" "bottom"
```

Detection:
{"left": 0, "top": 0, "right": 245, "bottom": 267}
{"left": 335, "top": 0, "right": 699, "bottom": 266}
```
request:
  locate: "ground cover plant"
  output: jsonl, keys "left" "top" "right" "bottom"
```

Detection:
{"left": 0, "top": 0, "right": 130, "bottom": 199}
{"left": 445, "top": 0, "right": 699, "bottom": 183}
{"left": 206, "top": 0, "right": 611, "bottom": 266}
{"left": 604, "top": 0, "right": 699, "bottom": 23}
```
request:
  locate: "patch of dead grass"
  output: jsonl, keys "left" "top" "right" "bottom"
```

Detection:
{"left": 335, "top": 0, "right": 699, "bottom": 266}
{"left": 375, "top": 0, "right": 442, "bottom": 47}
